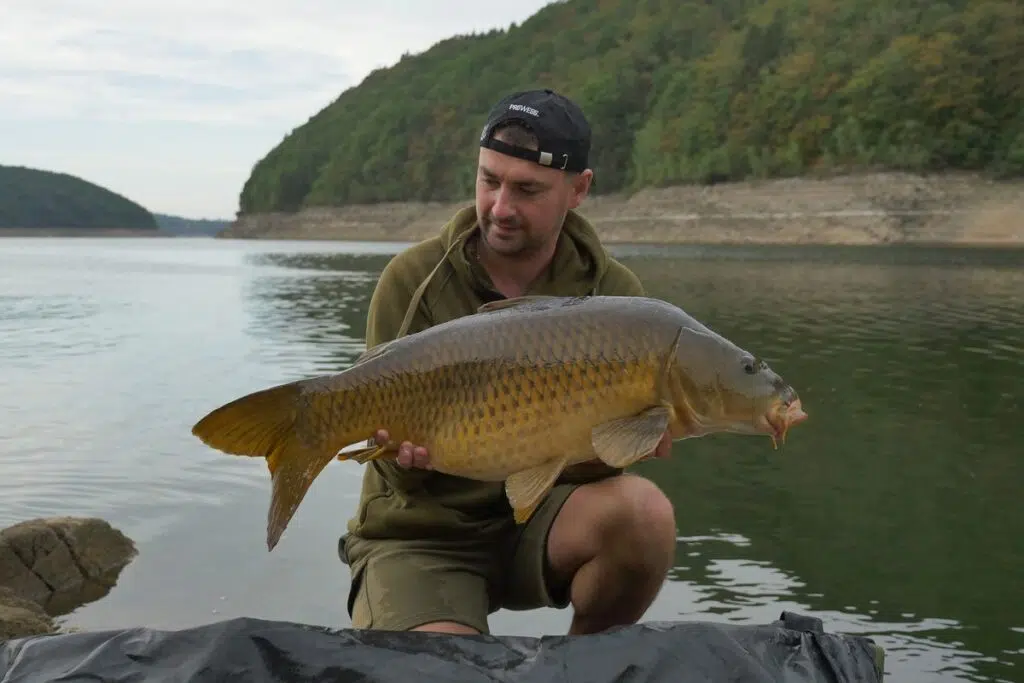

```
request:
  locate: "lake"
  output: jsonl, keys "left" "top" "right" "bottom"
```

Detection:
{"left": 1, "top": 236, "right": 1022, "bottom": 682}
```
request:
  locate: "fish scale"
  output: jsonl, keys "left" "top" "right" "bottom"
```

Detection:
{"left": 191, "top": 294, "right": 807, "bottom": 550}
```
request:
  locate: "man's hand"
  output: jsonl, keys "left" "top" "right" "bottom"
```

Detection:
{"left": 375, "top": 429, "right": 432, "bottom": 470}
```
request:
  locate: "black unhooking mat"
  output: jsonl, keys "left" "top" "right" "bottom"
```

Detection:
{"left": 0, "top": 611, "right": 884, "bottom": 682}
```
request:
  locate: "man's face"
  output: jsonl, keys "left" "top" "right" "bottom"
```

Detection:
{"left": 474, "top": 141, "right": 592, "bottom": 259}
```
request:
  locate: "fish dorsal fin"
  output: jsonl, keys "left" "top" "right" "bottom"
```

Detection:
{"left": 351, "top": 339, "right": 396, "bottom": 367}
{"left": 476, "top": 295, "right": 564, "bottom": 314}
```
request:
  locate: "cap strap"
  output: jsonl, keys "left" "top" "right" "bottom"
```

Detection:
{"left": 481, "top": 137, "right": 573, "bottom": 171}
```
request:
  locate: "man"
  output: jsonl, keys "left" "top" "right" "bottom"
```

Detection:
{"left": 338, "top": 88, "right": 677, "bottom": 637}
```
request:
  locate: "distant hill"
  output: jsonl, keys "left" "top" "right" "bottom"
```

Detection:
{"left": 238, "top": 0, "right": 1023, "bottom": 215}
{"left": 153, "top": 214, "right": 231, "bottom": 237}
{"left": 0, "top": 165, "right": 159, "bottom": 231}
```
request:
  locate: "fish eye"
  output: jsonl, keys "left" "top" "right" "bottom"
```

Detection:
{"left": 742, "top": 357, "right": 756, "bottom": 375}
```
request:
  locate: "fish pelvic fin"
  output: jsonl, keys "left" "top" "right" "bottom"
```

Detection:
{"left": 336, "top": 442, "right": 395, "bottom": 464}
{"left": 591, "top": 405, "right": 672, "bottom": 469}
{"left": 191, "top": 379, "right": 347, "bottom": 551}
{"left": 505, "top": 456, "right": 569, "bottom": 524}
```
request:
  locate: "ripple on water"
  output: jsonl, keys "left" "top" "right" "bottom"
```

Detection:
{"left": 665, "top": 532, "right": 1006, "bottom": 683}
{"left": 0, "top": 293, "right": 139, "bottom": 368}
{"left": 0, "top": 438, "right": 268, "bottom": 530}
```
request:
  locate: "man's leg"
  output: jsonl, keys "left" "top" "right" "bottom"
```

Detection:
{"left": 499, "top": 473, "right": 676, "bottom": 635}
{"left": 547, "top": 473, "right": 677, "bottom": 635}
{"left": 342, "top": 535, "right": 492, "bottom": 634}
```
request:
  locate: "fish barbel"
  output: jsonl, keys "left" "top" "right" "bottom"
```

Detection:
{"left": 191, "top": 294, "right": 807, "bottom": 550}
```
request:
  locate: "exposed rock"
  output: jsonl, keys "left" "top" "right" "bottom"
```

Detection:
{"left": 0, "top": 517, "right": 137, "bottom": 639}
{"left": 0, "top": 587, "right": 55, "bottom": 640}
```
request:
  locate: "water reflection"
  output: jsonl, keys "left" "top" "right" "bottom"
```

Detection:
{"left": 239, "top": 243, "right": 1024, "bottom": 683}
{"left": 241, "top": 251, "right": 394, "bottom": 376}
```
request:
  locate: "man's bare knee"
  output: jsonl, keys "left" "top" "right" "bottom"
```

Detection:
{"left": 547, "top": 474, "right": 676, "bottom": 634}
{"left": 601, "top": 475, "right": 675, "bottom": 566}
{"left": 411, "top": 621, "right": 481, "bottom": 634}
{"left": 550, "top": 474, "right": 676, "bottom": 575}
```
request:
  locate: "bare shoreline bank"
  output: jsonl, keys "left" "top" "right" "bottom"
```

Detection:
{"left": 221, "top": 171, "right": 1024, "bottom": 247}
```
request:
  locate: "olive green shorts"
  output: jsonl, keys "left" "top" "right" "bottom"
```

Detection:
{"left": 338, "top": 482, "right": 578, "bottom": 634}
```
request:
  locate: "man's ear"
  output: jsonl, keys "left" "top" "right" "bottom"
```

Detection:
{"left": 568, "top": 169, "right": 593, "bottom": 209}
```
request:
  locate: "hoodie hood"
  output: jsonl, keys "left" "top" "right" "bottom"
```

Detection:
{"left": 389, "top": 204, "right": 619, "bottom": 341}
{"left": 438, "top": 205, "right": 612, "bottom": 299}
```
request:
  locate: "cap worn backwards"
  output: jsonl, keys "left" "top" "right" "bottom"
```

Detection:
{"left": 479, "top": 89, "right": 591, "bottom": 173}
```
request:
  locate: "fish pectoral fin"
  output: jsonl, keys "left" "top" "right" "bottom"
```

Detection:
{"left": 591, "top": 406, "right": 671, "bottom": 469}
{"left": 476, "top": 295, "right": 562, "bottom": 314}
{"left": 505, "top": 457, "right": 568, "bottom": 524}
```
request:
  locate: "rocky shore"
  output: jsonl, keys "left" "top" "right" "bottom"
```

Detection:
{"left": 0, "top": 517, "right": 137, "bottom": 639}
{"left": 221, "top": 171, "right": 1024, "bottom": 246}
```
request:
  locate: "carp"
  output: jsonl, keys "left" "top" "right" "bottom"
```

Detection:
{"left": 191, "top": 295, "right": 807, "bottom": 550}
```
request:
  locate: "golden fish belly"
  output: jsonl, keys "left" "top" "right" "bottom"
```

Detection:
{"left": 424, "top": 359, "right": 663, "bottom": 480}
{"left": 322, "top": 330, "right": 669, "bottom": 481}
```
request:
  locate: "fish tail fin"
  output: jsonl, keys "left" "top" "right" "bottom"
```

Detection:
{"left": 191, "top": 381, "right": 303, "bottom": 460}
{"left": 191, "top": 379, "right": 355, "bottom": 551}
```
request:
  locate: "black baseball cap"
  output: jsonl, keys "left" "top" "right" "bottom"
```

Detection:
{"left": 478, "top": 89, "right": 591, "bottom": 173}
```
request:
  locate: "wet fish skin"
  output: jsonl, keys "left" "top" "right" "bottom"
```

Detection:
{"left": 190, "top": 295, "right": 807, "bottom": 550}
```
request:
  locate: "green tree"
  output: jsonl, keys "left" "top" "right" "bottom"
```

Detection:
{"left": 0, "top": 165, "right": 158, "bottom": 230}
{"left": 238, "top": 0, "right": 1024, "bottom": 214}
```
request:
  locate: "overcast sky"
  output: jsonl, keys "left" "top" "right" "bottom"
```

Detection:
{"left": 0, "top": 1, "right": 553, "bottom": 219}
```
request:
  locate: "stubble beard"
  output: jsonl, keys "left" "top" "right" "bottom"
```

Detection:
{"left": 480, "top": 216, "right": 545, "bottom": 260}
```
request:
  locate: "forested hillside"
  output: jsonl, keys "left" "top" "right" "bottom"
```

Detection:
{"left": 0, "top": 165, "right": 158, "bottom": 230}
{"left": 238, "top": 0, "right": 1023, "bottom": 215}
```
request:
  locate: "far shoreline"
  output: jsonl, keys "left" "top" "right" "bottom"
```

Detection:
{"left": 0, "top": 228, "right": 166, "bottom": 238}
{"left": 5, "top": 171, "right": 1021, "bottom": 247}
{"left": 219, "top": 171, "right": 1024, "bottom": 248}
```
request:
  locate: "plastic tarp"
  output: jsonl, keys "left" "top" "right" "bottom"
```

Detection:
{"left": 0, "top": 611, "right": 884, "bottom": 682}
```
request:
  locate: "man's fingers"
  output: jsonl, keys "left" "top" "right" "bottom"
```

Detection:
{"left": 374, "top": 429, "right": 390, "bottom": 445}
{"left": 394, "top": 441, "right": 432, "bottom": 469}
{"left": 396, "top": 441, "right": 413, "bottom": 467}
{"left": 412, "top": 446, "right": 432, "bottom": 470}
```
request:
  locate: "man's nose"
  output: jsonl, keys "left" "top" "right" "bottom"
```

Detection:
{"left": 491, "top": 185, "right": 515, "bottom": 218}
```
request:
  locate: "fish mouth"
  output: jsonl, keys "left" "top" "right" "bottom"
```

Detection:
{"left": 759, "top": 397, "right": 808, "bottom": 449}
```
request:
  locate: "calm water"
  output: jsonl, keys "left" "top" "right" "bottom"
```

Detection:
{"left": 1, "top": 237, "right": 1022, "bottom": 682}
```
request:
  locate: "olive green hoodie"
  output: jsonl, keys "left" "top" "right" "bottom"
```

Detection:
{"left": 345, "top": 204, "right": 646, "bottom": 543}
